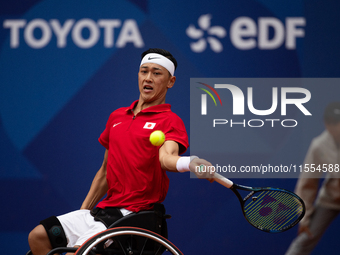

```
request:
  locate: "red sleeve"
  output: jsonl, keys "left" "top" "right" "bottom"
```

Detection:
{"left": 98, "top": 112, "right": 114, "bottom": 150}
{"left": 164, "top": 114, "right": 189, "bottom": 155}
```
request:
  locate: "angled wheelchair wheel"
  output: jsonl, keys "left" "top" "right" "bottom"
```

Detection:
{"left": 75, "top": 227, "right": 183, "bottom": 255}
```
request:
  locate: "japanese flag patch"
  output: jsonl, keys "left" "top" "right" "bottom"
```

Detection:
{"left": 143, "top": 122, "right": 156, "bottom": 129}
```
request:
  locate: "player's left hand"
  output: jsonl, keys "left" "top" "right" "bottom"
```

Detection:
{"left": 189, "top": 158, "right": 215, "bottom": 183}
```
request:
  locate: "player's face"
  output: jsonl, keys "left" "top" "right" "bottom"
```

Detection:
{"left": 138, "top": 63, "right": 176, "bottom": 105}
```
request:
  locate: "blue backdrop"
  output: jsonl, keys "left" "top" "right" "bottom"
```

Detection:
{"left": 1, "top": 0, "right": 340, "bottom": 254}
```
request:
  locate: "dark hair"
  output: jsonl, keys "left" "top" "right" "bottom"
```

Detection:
{"left": 141, "top": 48, "right": 178, "bottom": 70}
{"left": 324, "top": 102, "right": 340, "bottom": 124}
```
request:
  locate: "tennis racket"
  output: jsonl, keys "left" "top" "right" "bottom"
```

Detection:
{"left": 214, "top": 172, "right": 305, "bottom": 233}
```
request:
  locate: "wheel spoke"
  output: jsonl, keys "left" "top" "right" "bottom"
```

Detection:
{"left": 154, "top": 242, "right": 162, "bottom": 255}
{"left": 118, "top": 237, "right": 128, "bottom": 255}
{"left": 139, "top": 236, "right": 148, "bottom": 255}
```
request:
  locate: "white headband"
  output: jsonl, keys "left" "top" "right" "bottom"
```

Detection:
{"left": 140, "top": 53, "right": 175, "bottom": 76}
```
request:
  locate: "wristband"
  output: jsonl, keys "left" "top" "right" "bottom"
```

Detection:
{"left": 176, "top": 156, "right": 198, "bottom": 172}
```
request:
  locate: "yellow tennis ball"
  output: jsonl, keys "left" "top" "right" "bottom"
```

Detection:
{"left": 149, "top": 130, "right": 165, "bottom": 146}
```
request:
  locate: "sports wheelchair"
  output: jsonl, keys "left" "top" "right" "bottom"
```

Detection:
{"left": 26, "top": 206, "right": 183, "bottom": 255}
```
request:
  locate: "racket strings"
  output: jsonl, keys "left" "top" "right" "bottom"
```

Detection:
{"left": 247, "top": 192, "right": 301, "bottom": 230}
{"left": 243, "top": 190, "right": 303, "bottom": 232}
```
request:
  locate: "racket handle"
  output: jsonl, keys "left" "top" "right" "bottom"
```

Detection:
{"left": 214, "top": 173, "right": 234, "bottom": 188}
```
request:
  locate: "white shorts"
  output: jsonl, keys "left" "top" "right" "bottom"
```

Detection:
{"left": 57, "top": 208, "right": 133, "bottom": 247}
{"left": 57, "top": 209, "right": 107, "bottom": 247}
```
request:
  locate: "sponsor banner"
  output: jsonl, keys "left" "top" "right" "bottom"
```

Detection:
{"left": 190, "top": 78, "right": 340, "bottom": 178}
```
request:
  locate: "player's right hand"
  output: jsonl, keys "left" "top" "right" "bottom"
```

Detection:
{"left": 189, "top": 158, "right": 215, "bottom": 182}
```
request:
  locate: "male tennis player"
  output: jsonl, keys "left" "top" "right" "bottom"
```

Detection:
{"left": 28, "top": 48, "right": 214, "bottom": 255}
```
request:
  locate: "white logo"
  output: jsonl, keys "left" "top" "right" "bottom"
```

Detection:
{"left": 196, "top": 80, "right": 312, "bottom": 128}
{"left": 187, "top": 15, "right": 306, "bottom": 52}
{"left": 112, "top": 122, "right": 122, "bottom": 128}
{"left": 186, "top": 14, "right": 226, "bottom": 53}
{"left": 201, "top": 84, "right": 311, "bottom": 116}
{"left": 3, "top": 18, "right": 144, "bottom": 49}
{"left": 143, "top": 122, "right": 156, "bottom": 129}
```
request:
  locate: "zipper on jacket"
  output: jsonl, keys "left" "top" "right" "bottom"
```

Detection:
{"left": 127, "top": 115, "right": 136, "bottom": 130}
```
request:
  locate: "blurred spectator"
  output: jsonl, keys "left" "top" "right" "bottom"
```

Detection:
{"left": 286, "top": 102, "right": 340, "bottom": 255}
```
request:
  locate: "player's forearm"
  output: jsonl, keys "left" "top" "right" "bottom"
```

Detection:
{"left": 81, "top": 150, "right": 109, "bottom": 210}
{"left": 80, "top": 170, "right": 108, "bottom": 210}
{"left": 160, "top": 154, "right": 181, "bottom": 172}
{"left": 158, "top": 140, "right": 180, "bottom": 172}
